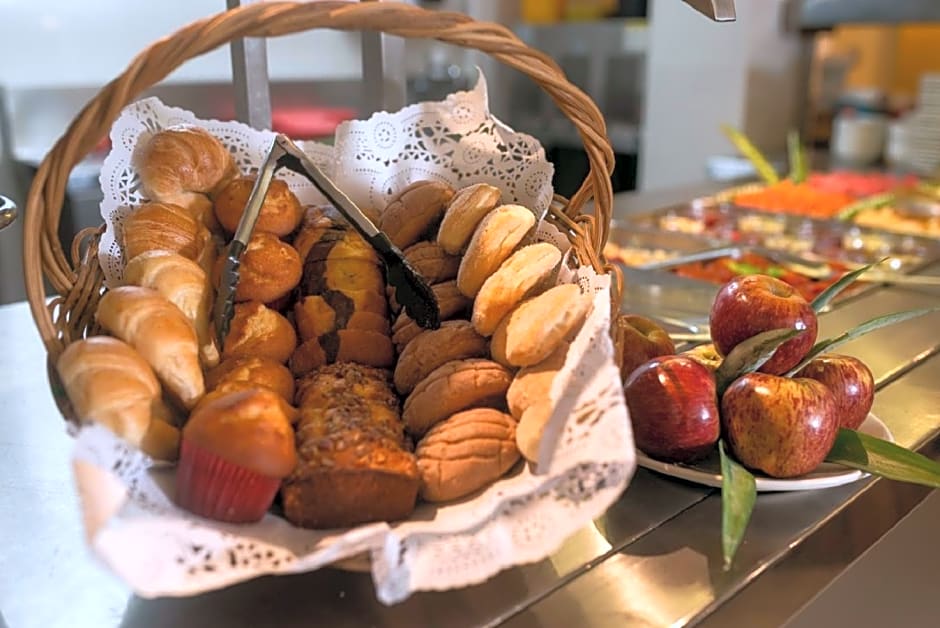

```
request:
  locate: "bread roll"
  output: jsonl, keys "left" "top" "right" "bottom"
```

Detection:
{"left": 96, "top": 287, "right": 205, "bottom": 410}
{"left": 437, "top": 183, "right": 502, "bottom": 254}
{"left": 507, "top": 342, "right": 570, "bottom": 462}
{"left": 391, "top": 280, "right": 471, "bottom": 352}
{"left": 214, "top": 176, "right": 304, "bottom": 237}
{"left": 490, "top": 284, "right": 590, "bottom": 367}
{"left": 57, "top": 336, "right": 180, "bottom": 461}
{"left": 121, "top": 202, "right": 214, "bottom": 273}
{"left": 222, "top": 302, "right": 297, "bottom": 364}
{"left": 205, "top": 357, "right": 295, "bottom": 404}
{"left": 472, "top": 243, "right": 562, "bottom": 336}
{"left": 124, "top": 251, "right": 220, "bottom": 367}
{"left": 137, "top": 126, "right": 236, "bottom": 229}
{"left": 212, "top": 231, "right": 302, "bottom": 304}
{"left": 393, "top": 320, "right": 488, "bottom": 394}
{"left": 457, "top": 205, "right": 536, "bottom": 298}
{"left": 379, "top": 180, "right": 455, "bottom": 249}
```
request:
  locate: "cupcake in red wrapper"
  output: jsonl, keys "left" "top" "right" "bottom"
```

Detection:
{"left": 176, "top": 388, "right": 297, "bottom": 523}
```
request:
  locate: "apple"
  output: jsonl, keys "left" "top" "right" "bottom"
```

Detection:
{"left": 721, "top": 372, "right": 838, "bottom": 478}
{"left": 795, "top": 354, "right": 874, "bottom": 430}
{"left": 616, "top": 314, "right": 676, "bottom": 382}
{"left": 709, "top": 274, "right": 818, "bottom": 375}
{"left": 682, "top": 343, "right": 722, "bottom": 372}
{"left": 623, "top": 355, "right": 720, "bottom": 463}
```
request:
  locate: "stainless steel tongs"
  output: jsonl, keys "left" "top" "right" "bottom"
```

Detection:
{"left": 213, "top": 134, "right": 440, "bottom": 347}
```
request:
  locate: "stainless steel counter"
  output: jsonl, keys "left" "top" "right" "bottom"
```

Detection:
{"left": 3, "top": 187, "right": 940, "bottom": 627}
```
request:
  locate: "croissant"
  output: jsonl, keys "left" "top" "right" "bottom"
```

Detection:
{"left": 121, "top": 201, "right": 215, "bottom": 274}
{"left": 136, "top": 125, "right": 237, "bottom": 230}
{"left": 57, "top": 336, "right": 180, "bottom": 461}
{"left": 124, "top": 251, "right": 220, "bottom": 368}
{"left": 96, "top": 286, "right": 205, "bottom": 410}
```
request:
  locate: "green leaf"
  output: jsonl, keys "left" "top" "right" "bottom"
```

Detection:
{"left": 787, "top": 130, "right": 808, "bottom": 184}
{"left": 715, "top": 328, "right": 800, "bottom": 395}
{"left": 810, "top": 258, "right": 888, "bottom": 314}
{"left": 721, "top": 125, "right": 780, "bottom": 185}
{"left": 786, "top": 306, "right": 940, "bottom": 377}
{"left": 836, "top": 192, "right": 896, "bottom": 222}
{"left": 826, "top": 429, "right": 940, "bottom": 488}
{"left": 726, "top": 260, "right": 763, "bottom": 276}
{"left": 720, "top": 440, "right": 757, "bottom": 571}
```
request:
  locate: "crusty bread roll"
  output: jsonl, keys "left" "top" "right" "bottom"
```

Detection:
{"left": 379, "top": 180, "right": 455, "bottom": 249}
{"left": 96, "top": 286, "right": 205, "bottom": 410}
{"left": 393, "top": 320, "right": 488, "bottom": 394}
{"left": 403, "top": 359, "right": 512, "bottom": 436}
{"left": 457, "top": 205, "right": 536, "bottom": 298}
{"left": 124, "top": 251, "right": 220, "bottom": 368}
{"left": 57, "top": 336, "right": 180, "bottom": 461}
{"left": 214, "top": 176, "right": 304, "bottom": 237}
{"left": 121, "top": 202, "right": 215, "bottom": 273}
{"left": 490, "top": 284, "right": 590, "bottom": 367}
{"left": 416, "top": 408, "right": 520, "bottom": 502}
{"left": 472, "top": 243, "right": 562, "bottom": 336}
{"left": 205, "top": 357, "right": 295, "bottom": 404}
{"left": 437, "top": 183, "right": 502, "bottom": 254}
{"left": 212, "top": 231, "right": 302, "bottom": 304}
{"left": 222, "top": 302, "right": 297, "bottom": 364}
{"left": 137, "top": 126, "right": 236, "bottom": 230}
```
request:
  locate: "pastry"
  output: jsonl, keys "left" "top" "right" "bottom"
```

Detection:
{"left": 403, "top": 359, "right": 513, "bottom": 436}
{"left": 472, "top": 243, "right": 562, "bottom": 336}
{"left": 294, "top": 363, "right": 397, "bottom": 410}
{"left": 222, "top": 301, "right": 298, "bottom": 364}
{"left": 437, "top": 183, "right": 502, "bottom": 254}
{"left": 301, "top": 257, "right": 385, "bottom": 297}
{"left": 292, "top": 206, "right": 344, "bottom": 263}
{"left": 456, "top": 205, "right": 536, "bottom": 298}
{"left": 137, "top": 125, "right": 237, "bottom": 229}
{"left": 214, "top": 175, "right": 304, "bottom": 237}
{"left": 379, "top": 180, "right": 455, "bottom": 248}
{"left": 507, "top": 342, "right": 570, "bottom": 462}
{"left": 121, "top": 201, "right": 214, "bottom": 272}
{"left": 393, "top": 320, "right": 488, "bottom": 394}
{"left": 177, "top": 388, "right": 297, "bottom": 523}
{"left": 490, "top": 283, "right": 590, "bottom": 367}
{"left": 282, "top": 365, "right": 418, "bottom": 529}
{"left": 402, "top": 241, "right": 461, "bottom": 284}
{"left": 391, "top": 280, "right": 471, "bottom": 352}
{"left": 95, "top": 286, "right": 205, "bottom": 410}
{"left": 205, "top": 357, "right": 295, "bottom": 404}
{"left": 289, "top": 330, "right": 395, "bottom": 376}
{"left": 304, "top": 227, "right": 380, "bottom": 267}
{"left": 416, "top": 408, "right": 520, "bottom": 502}
{"left": 56, "top": 336, "right": 180, "bottom": 461}
{"left": 294, "top": 295, "right": 390, "bottom": 341}
{"left": 213, "top": 231, "right": 302, "bottom": 304}
{"left": 123, "top": 250, "right": 220, "bottom": 367}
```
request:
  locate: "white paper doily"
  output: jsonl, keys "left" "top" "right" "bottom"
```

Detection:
{"left": 82, "top": 73, "right": 634, "bottom": 604}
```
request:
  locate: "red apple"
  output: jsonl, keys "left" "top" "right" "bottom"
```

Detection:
{"left": 624, "top": 355, "right": 720, "bottom": 463}
{"left": 709, "top": 274, "right": 818, "bottom": 375}
{"left": 721, "top": 372, "right": 838, "bottom": 478}
{"left": 796, "top": 354, "right": 874, "bottom": 430}
{"left": 616, "top": 314, "right": 676, "bottom": 382}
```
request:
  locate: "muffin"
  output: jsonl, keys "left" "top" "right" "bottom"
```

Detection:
{"left": 176, "top": 388, "right": 297, "bottom": 523}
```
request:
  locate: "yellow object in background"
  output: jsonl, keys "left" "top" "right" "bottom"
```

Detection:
{"left": 521, "top": 0, "right": 565, "bottom": 24}
{"left": 564, "top": 0, "right": 618, "bottom": 21}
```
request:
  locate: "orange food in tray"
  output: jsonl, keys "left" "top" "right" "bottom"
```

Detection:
{"left": 733, "top": 181, "right": 854, "bottom": 220}
{"left": 670, "top": 252, "right": 854, "bottom": 302}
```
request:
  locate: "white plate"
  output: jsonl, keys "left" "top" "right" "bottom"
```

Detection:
{"left": 636, "top": 414, "right": 893, "bottom": 492}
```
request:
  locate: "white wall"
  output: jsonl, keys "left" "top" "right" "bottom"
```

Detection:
{"left": 0, "top": 0, "right": 364, "bottom": 88}
{"left": 639, "top": 0, "right": 803, "bottom": 191}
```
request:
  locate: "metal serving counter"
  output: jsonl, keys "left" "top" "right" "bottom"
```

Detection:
{"left": 3, "top": 187, "right": 940, "bottom": 627}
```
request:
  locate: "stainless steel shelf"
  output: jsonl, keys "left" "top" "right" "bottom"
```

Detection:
{"left": 793, "top": 0, "right": 940, "bottom": 30}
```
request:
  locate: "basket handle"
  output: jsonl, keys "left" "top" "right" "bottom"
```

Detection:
{"left": 23, "top": 0, "right": 616, "bottom": 353}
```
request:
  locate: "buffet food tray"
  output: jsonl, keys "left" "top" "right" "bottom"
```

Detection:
{"left": 618, "top": 202, "right": 940, "bottom": 271}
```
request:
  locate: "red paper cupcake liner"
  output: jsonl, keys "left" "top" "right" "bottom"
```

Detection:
{"left": 176, "top": 438, "right": 281, "bottom": 523}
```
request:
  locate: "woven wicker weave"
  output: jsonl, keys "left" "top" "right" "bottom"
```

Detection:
{"left": 23, "top": 0, "right": 620, "bottom": 361}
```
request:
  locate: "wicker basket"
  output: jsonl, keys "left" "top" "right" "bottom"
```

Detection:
{"left": 23, "top": 0, "right": 620, "bottom": 367}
